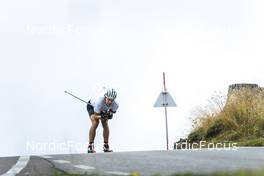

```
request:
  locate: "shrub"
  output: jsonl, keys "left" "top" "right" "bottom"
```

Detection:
{"left": 188, "top": 128, "right": 205, "bottom": 142}
{"left": 205, "top": 119, "right": 225, "bottom": 139}
{"left": 188, "top": 88, "right": 264, "bottom": 144}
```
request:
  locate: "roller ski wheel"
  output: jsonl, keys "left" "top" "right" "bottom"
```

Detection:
{"left": 103, "top": 149, "right": 113, "bottom": 153}
{"left": 88, "top": 150, "right": 96, "bottom": 153}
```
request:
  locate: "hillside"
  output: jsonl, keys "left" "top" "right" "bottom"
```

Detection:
{"left": 178, "top": 84, "right": 264, "bottom": 148}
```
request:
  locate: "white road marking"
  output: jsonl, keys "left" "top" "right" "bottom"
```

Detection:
{"left": 1, "top": 156, "right": 30, "bottom": 176}
{"left": 73, "top": 165, "right": 96, "bottom": 170}
{"left": 53, "top": 160, "right": 71, "bottom": 164}
{"left": 104, "top": 171, "right": 131, "bottom": 175}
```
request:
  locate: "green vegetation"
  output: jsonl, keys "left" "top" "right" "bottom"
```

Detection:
{"left": 188, "top": 88, "right": 264, "bottom": 146}
{"left": 170, "top": 168, "right": 264, "bottom": 176}
{"left": 54, "top": 170, "right": 101, "bottom": 176}
{"left": 54, "top": 170, "right": 141, "bottom": 176}
{"left": 54, "top": 168, "right": 264, "bottom": 176}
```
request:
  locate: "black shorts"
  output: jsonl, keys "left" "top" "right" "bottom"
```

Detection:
{"left": 86, "top": 101, "right": 95, "bottom": 116}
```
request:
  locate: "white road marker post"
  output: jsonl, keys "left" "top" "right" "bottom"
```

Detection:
{"left": 154, "top": 72, "right": 177, "bottom": 150}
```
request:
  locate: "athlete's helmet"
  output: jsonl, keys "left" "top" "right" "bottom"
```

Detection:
{"left": 104, "top": 88, "right": 117, "bottom": 100}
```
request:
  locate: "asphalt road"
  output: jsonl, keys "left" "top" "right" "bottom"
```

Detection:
{"left": 1, "top": 147, "right": 264, "bottom": 176}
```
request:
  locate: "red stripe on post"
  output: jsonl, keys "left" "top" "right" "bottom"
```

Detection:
{"left": 163, "top": 72, "right": 167, "bottom": 91}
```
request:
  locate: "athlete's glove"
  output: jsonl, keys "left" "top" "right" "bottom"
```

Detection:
{"left": 100, "top": 112, "right": 109, "bottom": 119}
{"left": 107, "top": 111, "right": 113, "bottom": 119}
{"left": 100, "top": 110, "right": 113, "bottom": 120}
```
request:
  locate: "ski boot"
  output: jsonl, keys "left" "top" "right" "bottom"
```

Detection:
{"left": 103, "top": 143, "right": 113, "bottom": 152}
{"left": 87, "top": 143, "right": 96, "bottom": 153}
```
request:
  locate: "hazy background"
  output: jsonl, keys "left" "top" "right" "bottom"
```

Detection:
{"left": 1, "top": 0, "right": 263, "bottom": 156}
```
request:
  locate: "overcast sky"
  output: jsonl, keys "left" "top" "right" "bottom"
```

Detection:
{"left": 1, "top": 0, "right": 264, "bottom": 157}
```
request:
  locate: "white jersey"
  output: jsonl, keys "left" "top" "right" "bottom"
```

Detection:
{"left": 90, "top": 96, "right": 119, "bottom": 114}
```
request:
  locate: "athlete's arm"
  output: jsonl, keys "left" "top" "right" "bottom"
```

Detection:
{"left": 92, "top": 97, "right": 104, "bottom": 119}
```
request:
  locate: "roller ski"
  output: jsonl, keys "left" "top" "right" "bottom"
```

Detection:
{"left": 103, "top": 143, "right": 113, "bottom": 152}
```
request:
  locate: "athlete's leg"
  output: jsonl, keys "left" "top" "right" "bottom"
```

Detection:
{"left": 101, "top": 119, "right": 109, "bottom": 143}
{"left": 89, "top": 115, "right": 99, "bottom": 144}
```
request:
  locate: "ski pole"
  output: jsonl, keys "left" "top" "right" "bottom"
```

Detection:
{"left": 64, "top": 91, "right": 88, "bottom": 104}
